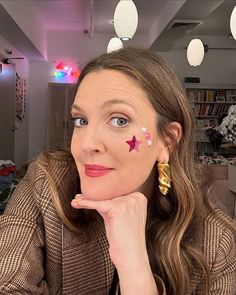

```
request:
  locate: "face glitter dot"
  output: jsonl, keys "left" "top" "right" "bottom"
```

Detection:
{"left": 141, "top": 127, "right": 152, "bottom": 146}
{"left": 141, "top": 127, "right": 147, "bottom": 133}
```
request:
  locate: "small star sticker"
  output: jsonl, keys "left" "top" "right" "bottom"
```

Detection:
{"left": 126, "top": 136, "right": 142, "bottom": 152}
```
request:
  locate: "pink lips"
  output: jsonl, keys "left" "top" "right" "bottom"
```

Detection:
{"left": 84, "top": 164, "right": 114, "bottom": 177}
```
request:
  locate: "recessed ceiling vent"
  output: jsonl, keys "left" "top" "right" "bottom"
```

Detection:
{"left": 168, "top": 19, "right": 203, "bottom": 32}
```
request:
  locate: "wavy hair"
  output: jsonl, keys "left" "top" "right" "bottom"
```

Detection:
{"left": 49, "top": 48, "right": 213, "bottom": 294}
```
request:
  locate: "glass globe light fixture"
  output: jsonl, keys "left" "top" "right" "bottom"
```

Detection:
{"left": 107, "top": 37, "right": 123, "bottom": 53}
{"left": 187, "top": 38, "right": 205, "bottom": 66}
{"left": 230, "top": 6, "right": 236, "bottom": 40}
{"left": 114, "top": 0, "right": 138, "bottom": 40}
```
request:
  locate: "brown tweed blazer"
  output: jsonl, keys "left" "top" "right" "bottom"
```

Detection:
{"left": 0, "top": 153, "right": 235, "bottom": 294}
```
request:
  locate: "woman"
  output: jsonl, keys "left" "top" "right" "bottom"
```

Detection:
{"left": 0, "top": 48, "right": 235, "bottom": 294}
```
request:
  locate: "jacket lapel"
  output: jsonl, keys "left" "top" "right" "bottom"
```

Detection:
{"left": 62, "top": 223, "right": 115, "bottom": 294}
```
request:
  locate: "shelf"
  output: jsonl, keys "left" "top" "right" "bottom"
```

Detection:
{"left": 192, "top": 101, "right": 234, "bottom": 104}
{"left": 185, "top": 87, "right": 236, "bottom": 155}
{"left": 196, "top": 115, "right": 220, "bottom": 118}
{"left": 184, "top": 84, "right": 236, "bottom": 89}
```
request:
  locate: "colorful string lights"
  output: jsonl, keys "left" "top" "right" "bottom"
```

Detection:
{"left": 54, "top": 62, "right": 80, "bottom": 79}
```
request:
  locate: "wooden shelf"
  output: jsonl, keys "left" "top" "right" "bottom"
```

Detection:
{"left": 186, "top": 87, "right": 236, "bottom": 155}
{"left": 196, "top": 115, "right": 219, "bottom": 118}
{"left": 192, "top": 101, "right": 234, "bottom": 104}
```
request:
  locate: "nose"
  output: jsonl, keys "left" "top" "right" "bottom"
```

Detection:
{"left": 74, "top": 125, "right": 106, "bottom": 154}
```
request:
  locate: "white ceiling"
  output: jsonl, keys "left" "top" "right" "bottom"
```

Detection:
{"left": 0, "top": 0, "right": 236, "bottom": 60}
{"left": 152, "top": 0, "right": 236, "bottom": 51}
{"left": 32, "top": 0, "right": 92, "bottom": 32}
{"left": 32, "top": 0, "right": 236, "bottom": 50}
{"left": 32, "top": 0, "right": 167, "bottom": 34}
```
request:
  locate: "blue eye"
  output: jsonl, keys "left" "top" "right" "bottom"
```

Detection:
{"left": 110, "top": 117, "right": 128, "bottom": 127}
{"left": 72, "top": 117, "right": 88, "bottom": 127}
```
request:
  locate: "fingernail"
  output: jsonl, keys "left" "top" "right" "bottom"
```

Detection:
{"left": 75, "top": 197, "right": 84, "bottom": 203}
{"left": 71, "top": 199, "right": 81, "bottom": 209}
{"left": 75, "top": 195, "right": 84, "bottom": 200}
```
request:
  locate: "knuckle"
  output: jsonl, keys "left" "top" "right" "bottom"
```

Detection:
{"left": 128, "top": 192, "right": 147, "bottom": 206}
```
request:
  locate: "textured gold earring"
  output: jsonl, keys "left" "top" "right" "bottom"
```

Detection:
{"left": 157, "top": 162, "right": 171, "bottom": 195}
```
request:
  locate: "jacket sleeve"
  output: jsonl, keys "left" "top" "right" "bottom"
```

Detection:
{"left": 0, "top": 172, "right": 49, "bottom": 294}
{"left": 209, "top": 227, "right": 236, "bottom": 294}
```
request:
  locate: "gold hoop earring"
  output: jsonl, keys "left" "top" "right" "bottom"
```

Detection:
{"left": 157, "top": 162, "right": 171, "bottom": 195}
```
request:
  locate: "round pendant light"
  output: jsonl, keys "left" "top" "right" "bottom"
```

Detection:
{"left": 114, "top": 0, "right": 138, "bottom": 40}
{"left": 230, "top": 6, "right": 236, "bottom": 40}
{"left": 107, "top": 37, "right": 123, "bottom": 53}
{"left": 187, "top": 38, "right": 205, "bottom": 66}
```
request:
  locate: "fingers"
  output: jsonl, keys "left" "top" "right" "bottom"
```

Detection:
{"left": 71, "top": 195, "right": 112, "bottom": 213}
{"left": 71, "top": 192, "right": 147, "bottom": 212}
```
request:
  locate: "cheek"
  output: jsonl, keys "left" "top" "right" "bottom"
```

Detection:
{"left": 71, "top": 132, "right": 75, "bottom": 152}
{"left": 125, "top": 151, "right": 155, "bottom": 172}
{"left": 71, "top": 130, "right": 80, "bottom": 159}
{"left": 78, "top": 137, "right": 157, "bottom": 199}
{"left": 117, "top": 138, "right": 156, "bottom": 180}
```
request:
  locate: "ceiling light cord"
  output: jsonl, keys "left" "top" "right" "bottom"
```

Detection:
{"left": 89, "top": 0, "right": 94, "bottom": 39}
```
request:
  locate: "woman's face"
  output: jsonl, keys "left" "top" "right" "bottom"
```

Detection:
{"left": 71, "top": 69, "right": 168, "bottom": 200}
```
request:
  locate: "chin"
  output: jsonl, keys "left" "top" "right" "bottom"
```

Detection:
{"left": 81, "top": 183, "right": 138, "bottom": 201}
{"left": 80, "top": 181, "right": 130, "bottom": 201}
{"left": 80, "top": 184, "right": 116, "bottom": 200}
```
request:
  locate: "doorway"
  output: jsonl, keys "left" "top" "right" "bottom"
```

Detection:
{"left": 47, "top": 83, "right": 76, "bottom": 149}
{"left": 0, "top": 62, "right": 16, "bottom": 161}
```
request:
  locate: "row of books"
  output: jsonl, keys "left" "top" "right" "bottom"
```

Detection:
{"left": 187, "top": 89, "right": 236, "bottom": 102}
{"left": 194, "top": 103, "right": 230, "bottom": 117}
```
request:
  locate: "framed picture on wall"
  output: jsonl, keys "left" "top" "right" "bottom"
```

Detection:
{"left": 15, "top": 73, "right": 26, "bottom": 122}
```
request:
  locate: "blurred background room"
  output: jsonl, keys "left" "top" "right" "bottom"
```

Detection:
{"left": 0, "top": 0, "right": 236, "bottom": 216}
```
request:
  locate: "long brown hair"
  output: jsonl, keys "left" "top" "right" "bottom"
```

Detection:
{"left": 49, "top": 48, "right": 212, "bottom": 294}
{"left": 74, "top": 47, "right": 211, "bottom": 294}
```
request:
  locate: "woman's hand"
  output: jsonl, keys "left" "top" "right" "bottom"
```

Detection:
{"left": 71, "top": 193, "right": 158, "bottom": 294}
{"left": 71, "top": 192, "right": 148, "bottom": 271}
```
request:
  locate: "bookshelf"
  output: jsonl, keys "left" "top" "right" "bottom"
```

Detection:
{"left": 186, "top": 88, "right": 236, "bottom": 130}
{"left": 185, "top": 87, "right": 236, "bottom": 154}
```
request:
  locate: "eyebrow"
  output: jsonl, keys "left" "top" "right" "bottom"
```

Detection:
{"left": 71, "top": 98, "right": 137, "bottom": 113}
{"left": 102, "top": 98, "right": 136, "bottom": 110}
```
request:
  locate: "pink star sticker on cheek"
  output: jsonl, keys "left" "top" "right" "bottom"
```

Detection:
{"left": 126, "top": 135, "right": 142, "bottom": 152}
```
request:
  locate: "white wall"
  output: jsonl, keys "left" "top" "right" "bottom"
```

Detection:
{"left": 0, "top": 0, "right": 47, "bottom": 60}
{"left": 47, "top": 32, "right": 148, "bottom": 84}
{"left": 159, "top": 35, "right": 236, "bottom": 86}
{"left": 47, "top": 31, "right": 148, "bottom": 69}
{"left": 0, "top": 35, "right": 29, "bottom": 168}
{"left": 160, "top": 49, "right": 236, "bottom": 86}
{"left": 28, "top": 61, "right": 50, "bottom": 160}
{"left": 0, "top": 34, "right": 50, "bottom": 163}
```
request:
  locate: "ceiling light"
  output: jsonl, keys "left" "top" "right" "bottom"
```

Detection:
{"left": 108, "top": 19, "right": 114, "bottom": 25}
{"left": 187, "top": 38, "right": 204, "bottom": 66}
{"left": 107, "top": 37, "right": 123, "bottom": 53}
{"left": 230, "top": 6, "right": 236, "bottom": 40}
{"left": 114, "top": 0, "right": 138, "bottom": 40}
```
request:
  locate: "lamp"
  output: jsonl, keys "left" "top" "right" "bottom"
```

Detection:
{"left": 230, "top": 6, "right": 236, "bottom": 40}
{"left": 114, "top": 0, "right": 138, "bottom": 40}
{"left": 187, "top": 38, "right": 204, "bottom": 66}
{"left": 107, "top": 37, "right": 123, "bottom": 53}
